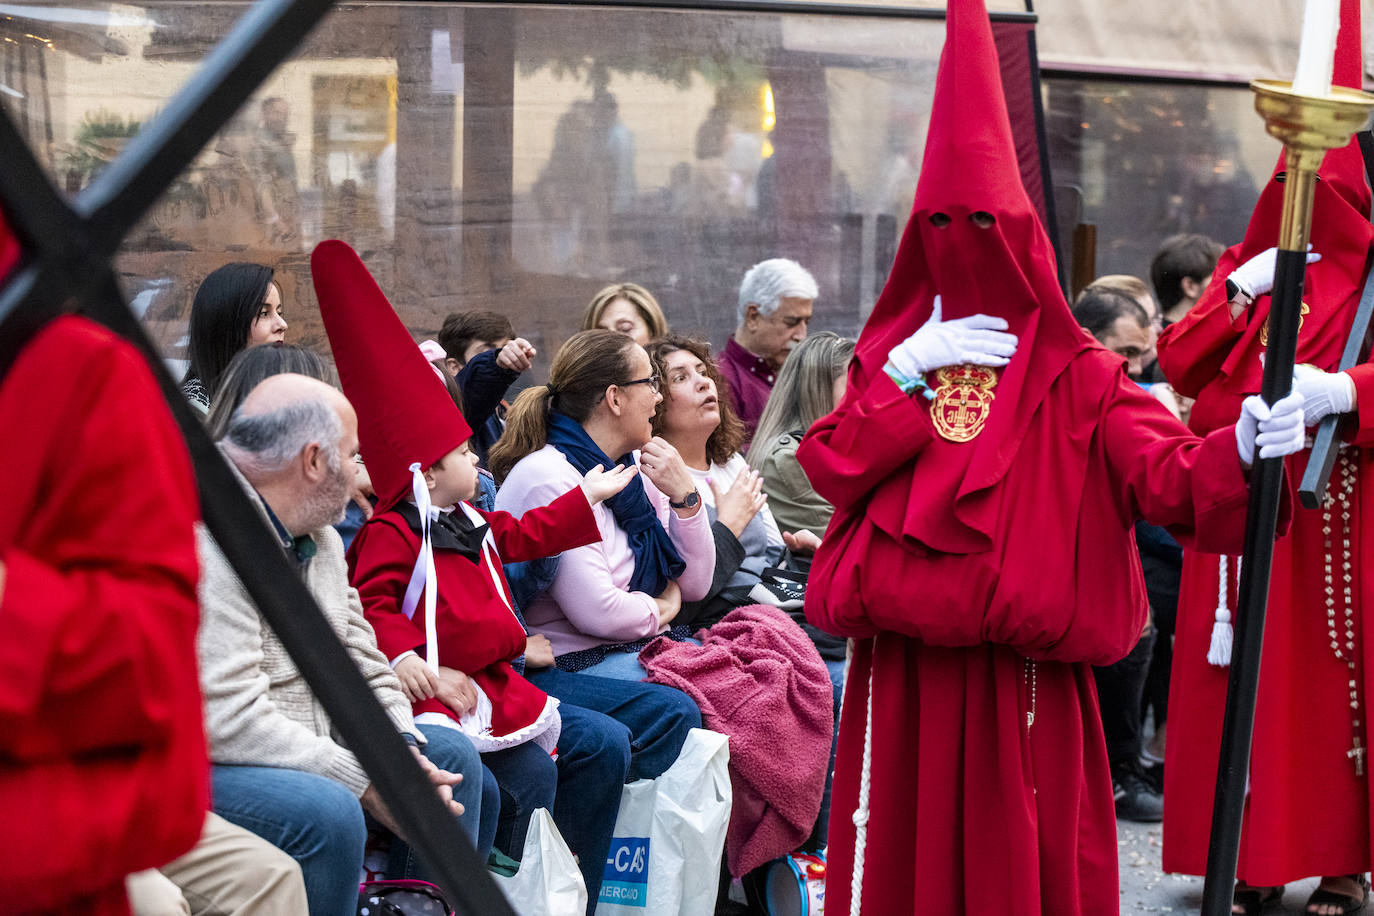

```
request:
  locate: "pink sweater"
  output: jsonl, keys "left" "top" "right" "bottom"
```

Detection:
{"left": 494, "top": 444, "right": 715, "bottom": 657}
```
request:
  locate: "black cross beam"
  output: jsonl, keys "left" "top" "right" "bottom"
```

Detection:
{"left": 0, "top": 2, "right": 515, "bottom": 912}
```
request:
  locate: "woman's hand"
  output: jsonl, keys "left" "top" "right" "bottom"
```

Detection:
{"left": 639, "top": 437, "right": 697, "bottom": 512}
{"left": 395, "top": 655, "right": 440, "bottom": 704}
{"left": 435, "top": 666, "right": 480, "bottom": 717}
{"left": 580, "top": 463, "right": 640, "bottom": 506}
{"left": 708, "top": 469, "right": 766, "bottom": 537}
{"left": 524, "top": 633, "right": 555, "bottom": 670}
{"left": 782, "top": 529, "right": 823, "bottom": 555}
{"left": 654, "top": 580, "right": 682, "bottom": 628}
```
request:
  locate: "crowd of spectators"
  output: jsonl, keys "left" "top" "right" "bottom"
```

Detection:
{"left": 6, "top": 229, "right": 1228, "bottom": 916}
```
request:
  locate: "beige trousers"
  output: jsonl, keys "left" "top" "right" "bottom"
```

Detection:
{"left": 125, "top": 812, "right": 308, "bottom": 916}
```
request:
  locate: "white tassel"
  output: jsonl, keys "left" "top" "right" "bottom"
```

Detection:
{"left": 849, "top": 641, "right": 876, "bottom": 916}
{"left": 1207, "top": 555, "right": 1235, "bottom": 667}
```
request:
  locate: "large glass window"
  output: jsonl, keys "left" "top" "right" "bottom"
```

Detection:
{"left": 4, "top": 2, "right": 1014, "bottom": 374}
{"left": 1043, "top": 77, "right": 1276, "bottom": 285}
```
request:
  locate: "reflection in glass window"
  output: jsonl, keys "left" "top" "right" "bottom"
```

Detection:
{"left": 2, "top": 3, "right": 1040, "bottom": 379}
{"left": 1043, "top": 78, "right": 1273, "bottom": 285}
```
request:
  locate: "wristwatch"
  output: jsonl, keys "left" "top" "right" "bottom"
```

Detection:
{"left": 1225, "top": 278, "right": 1253, "bottom": 307}
{"left": 669, "top": 490, "right": 701, "bottom": 509}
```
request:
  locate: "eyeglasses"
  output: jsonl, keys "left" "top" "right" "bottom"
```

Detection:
{"left": 620, "top": 373, "right": 661, "bottom": 393}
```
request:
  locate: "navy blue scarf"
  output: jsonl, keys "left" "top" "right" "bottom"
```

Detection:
{"left": 546, "top": 410, "right": 685, "bottom": 596}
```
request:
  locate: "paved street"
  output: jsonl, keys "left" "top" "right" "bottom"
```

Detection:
{"left": 1117, "top": 817, "right": 1321, "bottom": 913}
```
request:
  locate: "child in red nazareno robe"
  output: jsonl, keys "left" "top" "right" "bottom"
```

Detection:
{"left": 311, "top": 240, "right": 637, "bottom": 890}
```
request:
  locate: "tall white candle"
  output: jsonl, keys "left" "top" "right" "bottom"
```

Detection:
{"left": 1293, "top": 0, "right": 1341, "bottom": 95}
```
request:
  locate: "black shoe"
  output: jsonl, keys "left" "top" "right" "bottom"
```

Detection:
{"left": 1113, "top": 760, "right": 1164, "bottom": 823}
{"left": 1138, "top": 756, "right": 1164, "bottom": 795}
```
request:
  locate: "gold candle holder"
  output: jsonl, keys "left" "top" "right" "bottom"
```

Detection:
{"left": 1250, "top": 79, "right": 1374, "bottom": 249}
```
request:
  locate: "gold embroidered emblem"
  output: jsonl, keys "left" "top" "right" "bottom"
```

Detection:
{"left": 1259, "top": 301, "right": 1310, "bottom": 347}
{"left": 931, "top": 364, "right": 998, "bottom": 443}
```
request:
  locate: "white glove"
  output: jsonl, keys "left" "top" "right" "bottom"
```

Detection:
{"left": 1235, "top": 392, "right": 1306, "bottom": 467}
{"left": 1228, "top": 245, "right": 1321, "bottom": 300}
{"left": 1291, "top": 363, "right": 1355, "bottom": 425}
{"left": 886, "top": 295, "right": 1018, "bottom": 379}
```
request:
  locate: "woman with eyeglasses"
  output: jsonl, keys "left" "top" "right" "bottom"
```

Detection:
{"left": 487, "top": 329, "right": 709, "bottom": 781}
{"left": 490, "top": 329, "right": 712, "bottom": 669}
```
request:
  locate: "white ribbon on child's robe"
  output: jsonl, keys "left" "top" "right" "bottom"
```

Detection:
{"left": 402, "top": 482, "right": 562, "bottom": 754}
{"left": 400, "top": 463, "right": 440, "bottom": 673}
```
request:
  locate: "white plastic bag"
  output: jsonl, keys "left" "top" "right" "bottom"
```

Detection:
{"left": 596, "top": 728, "right": 732, "bottom": 916}
{"left": 492, "top": 807, "right": 588, "bottom": 916}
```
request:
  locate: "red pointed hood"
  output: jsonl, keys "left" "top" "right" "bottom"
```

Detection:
{"left": 311, "top": 240, "right": 472, "bottom": 512}
{"left": 1175, "top": 0, "right": 1372, "bottom": 397}
{"left": 853, "top": 0, "right": 1092, "bottom": 554}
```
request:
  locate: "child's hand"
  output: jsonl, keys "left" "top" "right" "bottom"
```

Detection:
{"left": 580, "top": 463, "right": 639, "bottom": 506}
{"left": 395, "top": 655, "right": 440, "bottom": 704}
{"left": 524, "top": 633, "right": 556, "bottom": 669}
{"left": 496, "top": 337, "right": 537, "bottom": 373}
{"left": 351, "top": 461, "right": 375, "bottom": 520}
{"left": 436, "top": 666, "right": 480, "bottom": 717}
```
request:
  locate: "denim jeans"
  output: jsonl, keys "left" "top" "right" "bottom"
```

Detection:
{"left": 481, "top": 740, "right": 557, "bottom": 859}
{"left": 521, "top": 669, "right": 699, "bottom": 914}
{"left": 572, "top": 648, "right": 651, "bottom": 682}
{"left": 526, "top": 665, "right": 700, "bottom": 782}
{"left": 393, "top": 724, "right": 498, "bottom": 878}
{"left": 552, "top": 701, "right": 632, "bottom": 913}
{"left": 212, "top": 725, "right": 490, "bottom": 916}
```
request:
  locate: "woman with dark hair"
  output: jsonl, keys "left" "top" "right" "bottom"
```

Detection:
{"left": 182, "top": 262, "right": 287, "bottom": 413}
{"left": 648, "top": 335, "right": 838, "bottom": 885}
{"left": 646, "top": 334, "right": 784, "bottom": 630}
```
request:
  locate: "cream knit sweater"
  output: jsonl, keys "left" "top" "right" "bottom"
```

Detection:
{"left": 197, "top": 463, "right": 421, "bottom": 797}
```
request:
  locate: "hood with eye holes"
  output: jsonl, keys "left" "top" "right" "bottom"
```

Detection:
{"left": 835, "top": 0, "right": 1094, "bottom": 553}
{"left": 855, "top": 0, "right": 1084, "bottom": 370}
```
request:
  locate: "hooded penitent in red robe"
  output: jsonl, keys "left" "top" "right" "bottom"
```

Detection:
{"left": 1160, "top": 0, "right": 1374, "bottom": 884}
{"left": 313, "top": 240, "right": 599, "bottom": 751}
{"left": 0, "top": 314, "right": 208, "bottom": 915}
{"left": 797, "top": 0, "right": 1280, "bottom": 912}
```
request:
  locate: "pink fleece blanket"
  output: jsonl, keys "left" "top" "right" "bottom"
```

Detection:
{"left": 639, "top": 603, "right": 834, "bottom": 876}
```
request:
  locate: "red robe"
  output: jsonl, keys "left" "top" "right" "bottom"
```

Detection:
{"left": 348, "top": 487, "right": 599, "bottom": 738}
{"left": 800, "top": 352, "right": 1265, "bottom": 916}
{"left": 0, "top": 316, "right": 208, "bottom": 915}
{"left": 1160, "top": 289, "right": 1374, "bottom": 883}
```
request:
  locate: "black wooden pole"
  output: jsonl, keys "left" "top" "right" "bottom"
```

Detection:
{"left": 1199, "top": 237, "right": 1313, "bottom": 914}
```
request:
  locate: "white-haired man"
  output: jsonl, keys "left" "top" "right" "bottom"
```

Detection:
{"left": 719, "top": 257, "right": 818, "bottom": 436}
{"left": 198, "top": 373, "right": 491, "bottom": 916}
